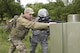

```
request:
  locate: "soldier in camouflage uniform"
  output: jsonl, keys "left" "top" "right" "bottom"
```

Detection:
{"left": 8, "top": 7, "right": 56, "bottom": 53}
{"left": 30, "top": 8, "right": 53, "bottom": 53}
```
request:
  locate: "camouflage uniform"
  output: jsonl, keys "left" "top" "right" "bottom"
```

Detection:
{"left": 30, "top": 25, "right": 49, "bottom": 53}
{"left": 30, "top": 9, "right": 52, "bottom": 53}
{"left": 8, "top": 13, "right": 49, "bottom": 53}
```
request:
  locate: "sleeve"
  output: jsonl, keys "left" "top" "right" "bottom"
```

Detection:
{"left": 18, "top": 17, "right": 49, "bottom": 30}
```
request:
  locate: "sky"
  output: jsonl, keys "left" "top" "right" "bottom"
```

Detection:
{"left": 20, "top": 0, "right": 56, "bottom": 7}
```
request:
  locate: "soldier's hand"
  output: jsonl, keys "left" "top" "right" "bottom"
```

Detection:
{"left": 48, "top": 22, "right": 57, "bottom": 26}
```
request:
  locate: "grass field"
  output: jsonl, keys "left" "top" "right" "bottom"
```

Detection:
{"left": 0, "top": 28, "right": 50, "bottom": 53}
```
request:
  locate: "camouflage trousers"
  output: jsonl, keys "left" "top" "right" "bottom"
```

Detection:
{"left": 8, "top": 38, "right": 27, "bottom": 53}
{"left": 30, "top": 35, "right": 48, "bottom": 53}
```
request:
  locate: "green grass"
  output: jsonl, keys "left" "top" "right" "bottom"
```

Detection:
{"left": 0, "top": 28, "right": 50, "bottom": 53}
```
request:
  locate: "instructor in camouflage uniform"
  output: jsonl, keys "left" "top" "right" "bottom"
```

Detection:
{"left": 30, "top": 8, "right": 52, "bottom": 53}
{"left": 8, "top": 7, "right": 56, "bottom": 53}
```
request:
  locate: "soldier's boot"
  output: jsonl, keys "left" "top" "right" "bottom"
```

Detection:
{"left": 8, "top": 45, "right": 16, "bottom": 53}
{"left": 30, "top": 42, "right": 37, "bottom": 53}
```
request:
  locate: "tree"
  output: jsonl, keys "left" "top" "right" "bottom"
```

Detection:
{"left": 47, "top": 0, "right": 53, "bottom": 2}
{"left": 0, "top": 0, "right": 24, "bottom": 21}
{"left": 69, "top": 0, "right": 80, "bottom": 14}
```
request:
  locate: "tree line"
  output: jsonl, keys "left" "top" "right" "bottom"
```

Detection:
{"left": 0, "top": 0, "right": 80, "bottom": 21}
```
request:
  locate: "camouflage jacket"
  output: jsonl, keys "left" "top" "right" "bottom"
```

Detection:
{"left": 9, "top": 14, "right": 49, "bottom": 40}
